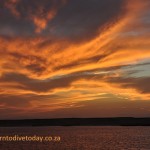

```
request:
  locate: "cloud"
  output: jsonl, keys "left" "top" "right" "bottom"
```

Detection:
{"left": 3, "top": 0, "right": 68, "bottom": 33}
{"left": 0, "top": 0, "right": 150, "bottom": 118}
{"left": 106, "top": 76, "right": 150, "bottom": 95}
{"left": 48, "top": 0, "right": 127, "bottom": 40}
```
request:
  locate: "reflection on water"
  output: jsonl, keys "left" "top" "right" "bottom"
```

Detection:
{"left": 0, "top": 126, "right": 150, "bottom": 150}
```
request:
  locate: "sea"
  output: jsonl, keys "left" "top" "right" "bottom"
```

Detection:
{"left": 0, "top": 126, "right": 150, "bottom": 150}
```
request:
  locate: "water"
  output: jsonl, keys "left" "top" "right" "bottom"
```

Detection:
{"left": 0, "top": 126, "right": 150, "bottom": 150}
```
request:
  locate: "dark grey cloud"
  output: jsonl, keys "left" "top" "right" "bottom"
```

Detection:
{"left": 106, "top": 76, "right": 150, "bottom": 94}
{"left": 0, "top": 72, "right": 99, "bottom": 92}
{"left": 0, "top": 0, "right": 65, "bottom": 36}
{"left": 0, "top": 0, "right": 127, "bottom": 41}
{"left": 48, "top": 0, "right": 127, "bottom": 41}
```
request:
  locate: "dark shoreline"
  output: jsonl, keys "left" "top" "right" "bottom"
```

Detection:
{"left": 0, "top": 117, "right": 150, "bottom": 127}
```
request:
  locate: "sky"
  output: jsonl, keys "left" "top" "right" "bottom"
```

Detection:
{"left": 0, "top": 0, "right": 150, "bottom": 119}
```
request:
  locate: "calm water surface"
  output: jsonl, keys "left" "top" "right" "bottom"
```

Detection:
{"left": 0, "top": 126, "right": 150, "bottom": 150}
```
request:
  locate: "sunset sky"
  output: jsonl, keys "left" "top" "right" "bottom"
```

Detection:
{"left": 0, "top": 0, "right": 150, "bottom": 119}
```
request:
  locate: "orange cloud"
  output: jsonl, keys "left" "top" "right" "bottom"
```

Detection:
{"left": 0, "top": 0, "right": 150, "bottom": 118}
{"left": 0, "top": 0, "right": 150, "bottom": 79}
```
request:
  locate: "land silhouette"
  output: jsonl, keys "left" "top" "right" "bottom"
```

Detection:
{"left": 0, "top": 117, "right": 150, "bottom": 127}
